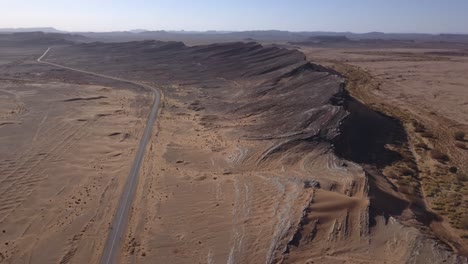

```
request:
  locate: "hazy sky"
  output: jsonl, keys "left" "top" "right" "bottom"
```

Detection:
{"left": 1, "top": 0, "right": 468, "bottom": 33}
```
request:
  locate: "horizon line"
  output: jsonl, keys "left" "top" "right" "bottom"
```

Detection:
{"left": 2, "top": 26, "right": 468, "bottom": 35}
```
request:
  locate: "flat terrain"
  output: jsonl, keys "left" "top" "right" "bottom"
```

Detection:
{"left": 0, "top": 46, "right": 152, "bottom": 263}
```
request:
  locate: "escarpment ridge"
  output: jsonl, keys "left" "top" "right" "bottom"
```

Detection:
{"left": 43, "top": 41, "right": 467, "bottom": 263}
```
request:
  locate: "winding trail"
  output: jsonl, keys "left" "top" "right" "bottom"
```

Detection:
{"left": 38, "top": 47, "right": 162, "bottom": 264}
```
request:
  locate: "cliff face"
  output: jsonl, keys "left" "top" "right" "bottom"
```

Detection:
{"left": 46, "top": 41, "right": 466, "bottom": 263}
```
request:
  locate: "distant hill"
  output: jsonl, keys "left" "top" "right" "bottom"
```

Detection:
{"left": 0, "top": 32, "right": 89, "bottom": 46}
{"left": 306, "top": 36, "right": 352, "bottom": 43}
{"left": 75, "top": 30, "right": 468, "bottom": 44}
{"left": 0, "top": 27, "right": 64, "bottom": 33}
{"left": 128, "top": 29, "right": 149, "bottom": 33}
{"left": 2, "top": 28, "right": 468, "bottom": 44}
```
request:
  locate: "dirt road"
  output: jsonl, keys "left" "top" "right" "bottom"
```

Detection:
{"left": 38, "top": 47, "right": 162, "bottom": 264}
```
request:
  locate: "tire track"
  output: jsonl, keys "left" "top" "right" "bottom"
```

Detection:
{"left": 0, "top": 120, "right": 69, "bottom": 180}
{"left": 0, "top": 120, "right": 94, "bottom": 223}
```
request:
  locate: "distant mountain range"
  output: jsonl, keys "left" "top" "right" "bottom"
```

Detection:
{"left": 0, "top": 27, "right": 65, "bottom": 33}
{"left": 0, "top": 31, "right": 88, "bottom": 46}
{"left": 128, "top": 29, "right": 149, "bottom": 33}
{"left": 1, "top": 27, "right": 468, "bottom": 44}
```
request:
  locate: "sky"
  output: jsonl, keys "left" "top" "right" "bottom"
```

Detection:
{"left": 1, "top": 0, "right": 468, "bottom": 33}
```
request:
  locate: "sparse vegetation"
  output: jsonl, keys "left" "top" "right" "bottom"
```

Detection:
{"left": 454, "top": 131, "right": 466, "bottom": 141}
{"left": 449, "top": 166, "right": 458, "bottom": 173}
{"left": 386, "top": 172, "right": 398, "bottom": 179}
{"left": 456, "top": 173, "right": 468, "bottom": 182}
{"left": 425, "top": 185, "right": 441, "bottom": 197}
{"left": 421, "top": 131, "right": 436, "bottom": 139}
{"left": 325, "top": 42, "right": 468, "bottom": 255}
{"left": 461, "top": 216, "right": 468, "bottom": 230}
{"left": 430, "top": 149, "right": 450, "bottom": 162}
{"left": 413, "top": 121, "right": 426, "bottom": 133}
{"left": 399, "top": 167, "right": 416, "bottom": 177}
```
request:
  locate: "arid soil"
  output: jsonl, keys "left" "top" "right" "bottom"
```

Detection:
{"left": 300, "top": 46, "right": 468, "bottom": 257}
{"left": 0, "top": 46, "right": 152, "bottom": 263}
{"left": 43, "top": 41, "right": 467, "bottom": 263}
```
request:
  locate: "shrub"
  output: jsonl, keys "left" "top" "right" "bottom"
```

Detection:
{"left": 449, "top": 166, "right": 458, "bottom": 173}
{"left": 461, "top": 216, "right": 468, "bottom": 230}
{"left": 455, "top": 142, "right": 466, "bottom": 149}
{"left": 454, "top": 131, "right": 466, "bottom": 141}
{"left": 456, "top": 173, "right": 468, "bottom": 182}
{"left": 415, "top": 143, "right": 429, "bottom": 150}
{"left": 414, "top": 126, "right": 426, "bottom": 133}
{"left": 412, "top": 121, "right": 426, "bottom": 133}
{"left": 386, "top": 172, "right": 398, "bottom": 179}
{"left": 426, "top": 186, "right": 441, "bottom": 197}
{"left": 421, "top": 132, "right": 436, "bottom": 139}
{"left": 397, "top": 177, "right": 410, "bottom": 186}
{"left": 430, "top": 150, "right": 450, "bottom": 162}
{"left": 399, "top": 167, "right": 415, "bottom": 177}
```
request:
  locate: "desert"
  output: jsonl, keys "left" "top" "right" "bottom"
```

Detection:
{"left": 1, "top": 4, "right": 468, "bottom": 263}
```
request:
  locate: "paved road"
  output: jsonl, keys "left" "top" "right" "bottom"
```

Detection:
{"left": 38, "top": 47, "right": 162, "bottom": 264}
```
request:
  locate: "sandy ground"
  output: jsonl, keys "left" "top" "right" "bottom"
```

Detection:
{"left": 0, "top": 48, "right": 151, "bottom": 263}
